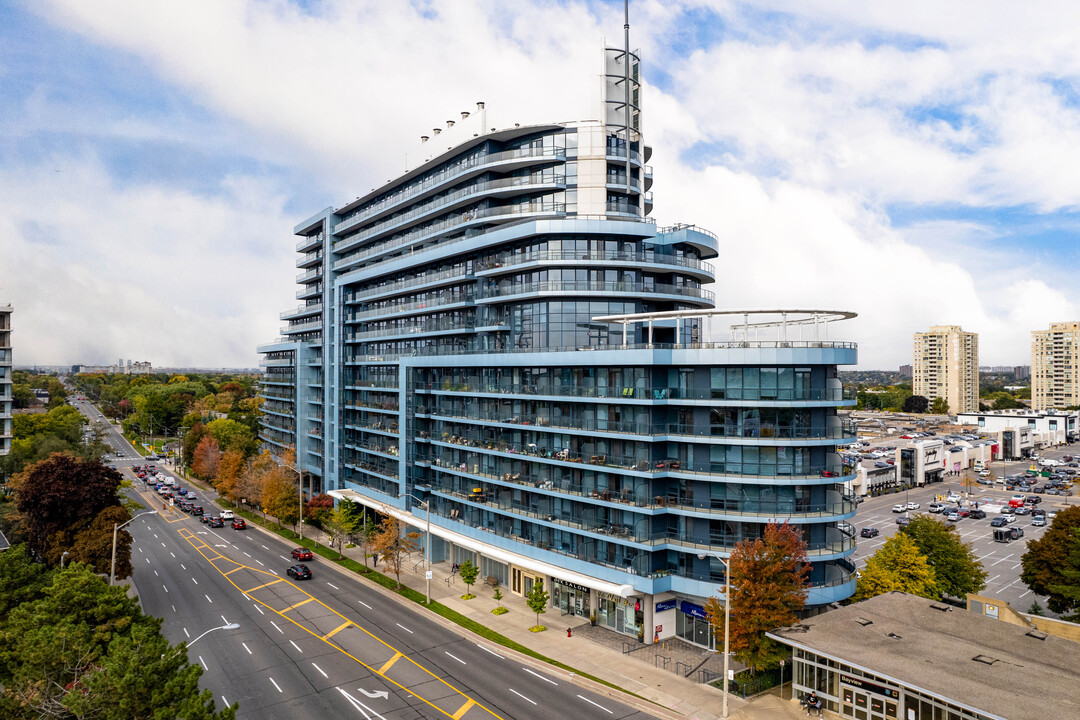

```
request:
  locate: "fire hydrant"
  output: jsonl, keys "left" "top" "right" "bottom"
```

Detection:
{"left": 567, "top": 627, "right": 572, "bottom": 638}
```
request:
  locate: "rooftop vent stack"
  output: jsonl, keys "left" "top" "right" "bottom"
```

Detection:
{"left": 461, "top": 111, "right": 470, "bottom": 120}
{"left": 420, "top": 135, "right": 429, "bottom": 143}
{"left": 446, "top": 120, "right": 455, "bottom": 128}
{"left": 433, "top": 128, "right": 441, "bottom": 136}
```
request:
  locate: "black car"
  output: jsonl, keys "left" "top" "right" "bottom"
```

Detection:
{"left": 1033, "top": 485, "right": 1046, "bottom": 494}
{"left": 968, "top": 509, "right": 987, "bottom": 519}
{"left": 192, "top": 506, "right": 204, "bottom": 516}
{"left": 990, "top": 516, "right": 1009, "bottom": 528}
{"left": 1032, "top": 507, "right": 1046, "bottom": 517}
{"left": 208, "top": 517, "right": 224, "bottom": 528}
{"left": 860, "top": 527, "right": 880, "bottom": 538}
{"left": 287, "top": 564, "right": 312, "bottom": 580}
{"left": 1026, "top": 496, "right": 1041, "bottom": 505}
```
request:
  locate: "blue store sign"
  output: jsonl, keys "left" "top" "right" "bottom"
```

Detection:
{"left": 680, "top": 601, "right": 708, "bottom": 619}
{"left": 655, "top": 599, "right": 677, "bottom": 612}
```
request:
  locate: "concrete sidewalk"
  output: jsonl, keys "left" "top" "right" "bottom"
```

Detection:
{"left": 282, "top": 523, "right": 810, "bottom": 720}
{"left": 167, "top": 460, "right": 810, "bottom": 720}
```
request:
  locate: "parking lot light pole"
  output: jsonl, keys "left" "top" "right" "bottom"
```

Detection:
{"left": 400, "top": 493, "right": 432, "bottom": 604}
{"left": 111, "top": 510, "right": 158, "bottom": 585}
{"left": 698, "top": 551, "right": 731, "bottom": 719}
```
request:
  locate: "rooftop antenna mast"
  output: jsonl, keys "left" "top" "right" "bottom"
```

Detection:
{"left": 624, "top": 0, "right": 632, "bottom": 195}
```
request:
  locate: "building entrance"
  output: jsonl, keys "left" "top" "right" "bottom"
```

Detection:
{"left": 840, "top": 680, "right": 898, "bottom": 720}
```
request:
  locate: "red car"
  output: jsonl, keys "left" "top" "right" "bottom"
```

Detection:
{"left": 291, "top": 548, "right": 314, "bottom": 561}
{"left": 232, "top": 519, "right": 247, "bottom": 530}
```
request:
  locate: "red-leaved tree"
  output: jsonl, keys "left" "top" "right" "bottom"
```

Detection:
{"left": 192, "top": 436, "right": 221, "bottom": 479}
{"left": 704, "top": 521, "right": 810, "bottom": 674}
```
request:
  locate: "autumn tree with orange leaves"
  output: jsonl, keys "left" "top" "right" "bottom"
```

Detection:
{"left": 191, "top": 436, "right": 221, "bottom": 479}
{"left": 703, "top": 522, "right": 809, "bottom": 674}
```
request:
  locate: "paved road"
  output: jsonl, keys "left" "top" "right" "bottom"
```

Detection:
{"left": 76, "top": 399, "right": 658, "bottom": 720}
{"left": 850, "top": 445, "right": 1080, "bottom": 615}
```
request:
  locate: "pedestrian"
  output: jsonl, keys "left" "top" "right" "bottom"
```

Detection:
{"left": 372, "top": 553, "right": 378, "bottom": 568}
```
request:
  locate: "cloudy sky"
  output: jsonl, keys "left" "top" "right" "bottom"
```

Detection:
{"left": 2, "top": 0, "right": 1079, "bottom": 370}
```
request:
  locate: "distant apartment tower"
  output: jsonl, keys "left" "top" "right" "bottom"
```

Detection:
{"left": 0, "top": 305, "right": 11, "bottom": 457}
{"left": 913, "top": 325, "right": 979, "bottom": 413}
{"left": 1032, "top": 322, "right": 1080, "bottom": 410}
{"left": 898, "top": 364, "right": 912, "bottom": 379}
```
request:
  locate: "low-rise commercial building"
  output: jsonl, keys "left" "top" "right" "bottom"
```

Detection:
{"left": 769, "top": 591, "right": 1080, "bottom": 720}
{"left": 957, "top": 410, "right": 1077, "bottom": 451}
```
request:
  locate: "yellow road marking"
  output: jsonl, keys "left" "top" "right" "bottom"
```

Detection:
{"left": 452, "top": 699, "right": 476, "bottom": 719}
{"left": 323, "top": 621, "right": 352, "bottom": 640}
{"left": 283, "top": 597, "right": 316, "bottom": 613}
{"left": 378, "top": 651, "right": 403, "bottom": 674}
{"left": 245, "top": 579, "right": 284, "bottom": 593}
{"left": 176, "top": 530, "right": 504, "bottom": 720}
{"left": 224, "top": 566, "right": 245, "bottom": 576}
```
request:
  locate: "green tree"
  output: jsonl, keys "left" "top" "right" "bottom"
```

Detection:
{"left": 322, "top": 504, "right": 356, "bottom": 559}
{"left": 855, "top": 533, "right": 938, "bottom": 601}
{"left": 0, "top": 552, "right": 235, "bottom": 719}
{"left": 902, "top": 395, "right": 929, "bottom": 413}
{"left": 371, "top": 516, "right": 419, "bottom": 589}
{"left": 705, "top": 522, "right": 810, "bottom": 674}
{"left": 930, "top": 397, "right": 949, "bottom": 414}
{"left": 525, "top": 579, "right": 549, "bottom": 631}
{"left": 492, "top": 584, "right": 505, "bottom": 611}
{"left": 459, "top": 558, "right": 479, "bottom": 599}
{"left": 205, "top": 418, "right": 258, "bottom": 457}
{"left": 1045, "top": 527, "right": 1080, "bottom": 621}
{"left": 1021, "top": 506, "right": 1080, "bottom": 614}
{"left": 10, "top": 453, "right": 127, "bottom": 566}
{"left": 901, "top": 515, "right": 986, "bottom": 598}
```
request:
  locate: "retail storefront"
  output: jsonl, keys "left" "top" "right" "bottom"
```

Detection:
{"left": 552, "top": 579, "right": 591, "bottom": 618}
{"left": 674, "top": 600, "right": 716, "bottom": 650}
{"left": 768, "top": 592, "right": 1080, "bottom": 720}
{"left": 597, "top": 590, "right": 640, "bottom": 636}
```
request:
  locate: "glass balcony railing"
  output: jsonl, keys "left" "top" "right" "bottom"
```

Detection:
{"left": 476, "top": 249, "right": 714, "bottom": 276}
{"left": 333, "top": 202, "right": 568, "bottom": 271}
{"left": 333, "top": 145, "right": 567, "bottom": 235}
{"left": 346, "top": 292, "right": 475, "bottom": 323}
{"left": 425, "top": 409, "right": 855, "bottom": 441}
{"left": 477, "top": 280, "right": 714, "bottom": 303}
{"left": 417, "top": 381, "right": 848, "bottom": 403}
{"left": 345, "top": 319, "right": 475, "bottom": 342}
{"left": 280, "top": 303, "right": 322, "bottom": 320}
{"left": 295, "top": 233, "right": 324, "bottom": 251}
{"left": 423, "top": 432, "right": 849, "bottom": 479}
{"left": 335, "top": 174, "right": 566, "bottom": 251}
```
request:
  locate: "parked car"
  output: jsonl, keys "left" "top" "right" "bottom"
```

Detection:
{"left": 892, "top": 504, "right": 907, "bottom": 513}
{"left": 860, "top": 528, "right": 880, "bottom": 538}
{"left": 990, "top": 516, "right": 1009, "bottom": 528}
{"left": 896, "top": 516, "right": 911, "bottom": 526}
{"left": 1026, "top": 496, "right": 1041, "bottom": 505}
{"left": 1008, "top": 527, "right": 1025, "bottom": 540}
{"left": 1014, "top": 506, "right": 1031, "bottom": 515}
{"left": 944, "top": 511, "right": 961, "bottom": 522}
{"left": 231, "top": 519, "right": 247, "bottom": 530}
{"left": 1032, "top": 515, "right": 1047, "bottom": 526}
{"left": 928, "top": 502, "right": 947, "bottom": 514}
{"left": 906, "top": 501, "right": 921, "bottom": 510}
{"left": 287, "top": 564, "right": 312, "bottom": 580}
{"left": 946, "top": 493, "right": 962, "bottom": 502}
{"left": 291, "top": 547, "right": 314, "bottom": 560}
{"left": 968, "top": 509, "right": 987, "bottom": 520}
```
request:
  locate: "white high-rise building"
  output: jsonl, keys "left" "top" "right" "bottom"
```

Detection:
{"left": 1032, "top": 322, "right": 1080, "bottom": 410}
{"left": 913, "top": 325, "right": 979, "bottom": 413}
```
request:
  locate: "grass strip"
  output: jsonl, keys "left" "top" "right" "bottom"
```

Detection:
{"left": 216, "top": 498, "right": 661, "bottom": 705}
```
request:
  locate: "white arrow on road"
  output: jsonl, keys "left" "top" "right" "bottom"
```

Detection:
{"left": 358, "top": 688, "right": 389, "bottom": 700}
{"left": 336, "top": 689, "right": 388, "bottom": 719}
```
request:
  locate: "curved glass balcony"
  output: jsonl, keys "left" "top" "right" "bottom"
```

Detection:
{"left": 476, "top": 249, "right": 714, "bottom": 281}
{"left": 334, "top": 145, "right": 566, "bottom": 235}
{"left": 417, "top": 381, "right": 848, "bottom": 403}
{"left": 476, "top": 280, "right": 714, "bottom": 304}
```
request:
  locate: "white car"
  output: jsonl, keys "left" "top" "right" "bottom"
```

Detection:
{"left": 906, "top": 501, "right": 921, "bottom": 510}
{"left": 1011, "top": 494, "right": 1026, "bottom": 503}
{"left": 1003, "top": 514, "right": 1017, "bottom": 524}
{"left": 978, "top": 470, "right": 991, "bottom": 477}
{"left": 892, "top": 504, "right": 907, "bottom": 513}
{"left": 945, "top": 493, "right": 961, "bottom": 502}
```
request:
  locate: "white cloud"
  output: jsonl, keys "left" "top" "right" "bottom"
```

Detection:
{"left": 9, "top": 0, "right": 1080, "bottom": 369}
{"left": 0, "top": 154, "right": 294, "bottom": 366}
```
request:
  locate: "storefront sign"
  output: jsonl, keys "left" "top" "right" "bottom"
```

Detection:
{"left": 840, "top": 674, "right": 899, "bottom": 700}
{"left": 655, "top": 599, "right": 677, "bottom": 612}
{"left": 554, "top": 579, "right": 590, "bottom": 593}
{"left": 597, "top": 591, "right": 633, "bottom": 606}
{"left": 680, "top": 601, "right": 708, "bottom": 619}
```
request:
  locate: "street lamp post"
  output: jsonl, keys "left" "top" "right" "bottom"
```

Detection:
{"left": 400, "top": 493, "right": 432, "bottom": 604}
{"left": 61, "top": 551, "right": 69, "bottom": 569}
{"left": 111, "top": 510, "right": 158, "bottom": 585}
{"left": 699, "top": 551, "right": 732, "bottom": 719}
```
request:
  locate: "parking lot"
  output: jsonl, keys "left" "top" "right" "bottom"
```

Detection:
{"left": 850, "top": 444, "right": 1078, "bottom": 617}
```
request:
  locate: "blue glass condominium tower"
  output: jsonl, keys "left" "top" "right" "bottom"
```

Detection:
{"left": 258, "top": 47, "right": 858, "bottom": 645}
